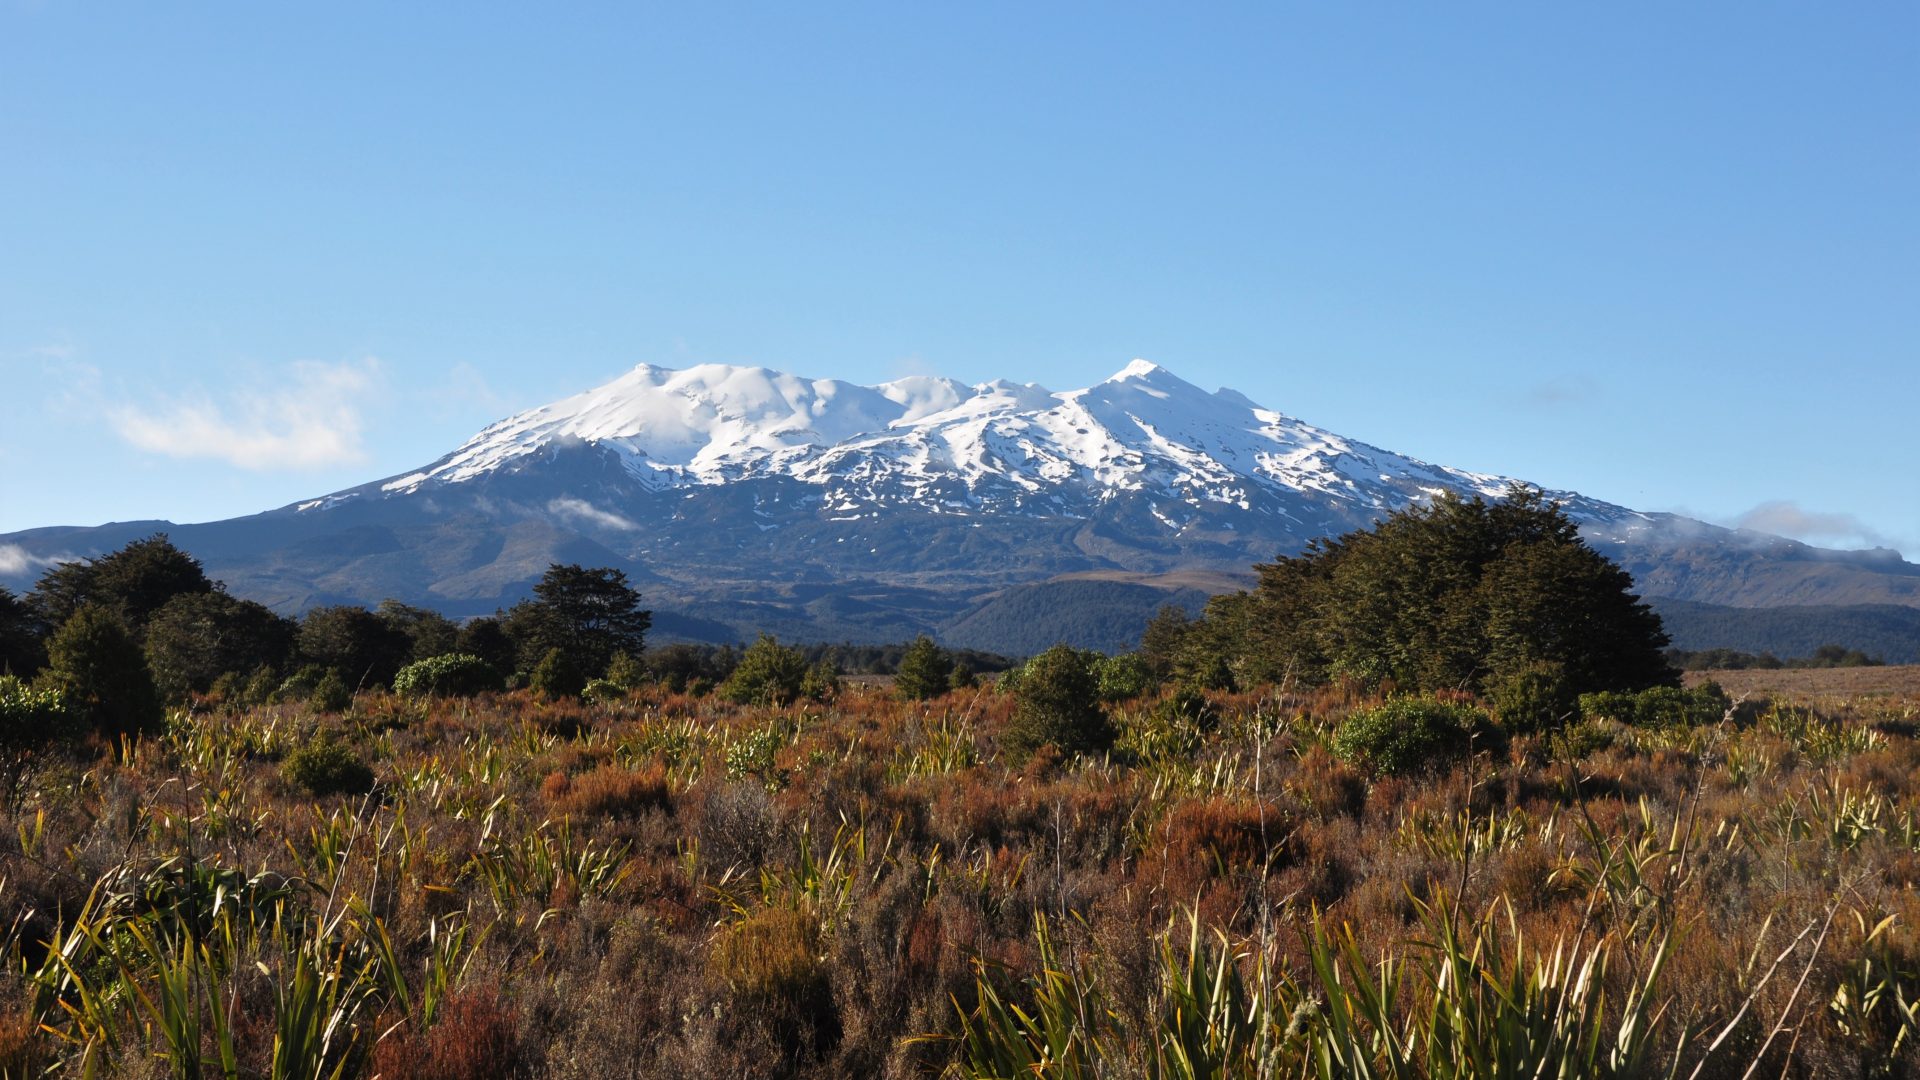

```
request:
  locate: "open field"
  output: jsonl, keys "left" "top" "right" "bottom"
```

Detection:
{"left": 5, "top": 678, "right": 1920, "bottom": 1078}
{"left": 1686, "top": 664, "right": 1920, "bottom": 700}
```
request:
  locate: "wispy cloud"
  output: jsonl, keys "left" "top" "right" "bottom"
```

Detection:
{"left": 548, "top": 496, "right": 638, "bottom": 532}
{"left": 0, "top": 544, "right": 73, "bottom": 578}
{"left": 109, "top": 358, "right": 384, "bottom": 470}
{"left": 1732, "top": 500, "right": 1897, "bottom": 550}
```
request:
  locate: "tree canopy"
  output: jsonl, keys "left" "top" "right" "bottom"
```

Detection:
{"left": 43, "top": 604, "right": 163, "bottom": 738}
{"left": 144, "top": 591, "right": 296, "bottom": 698}
{"left": 0, "top": 587, "right": 43, "bottom": 677}
{"left": 506, "top": 564, "right": 650, "bottom": 675}
{"left": 29, "top": 534, "right": 214, "bottom": 638}
{"left": 1183, "top": 487, "right": 1675, "bottom": 697}
{"left": 298, "top": 605, "right": 410, "bottom": 690}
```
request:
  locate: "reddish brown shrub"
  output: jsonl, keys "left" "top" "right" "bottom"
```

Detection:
{"left": 0, "top": 1008, "right": 43, "bottom": 1078}
{"left": 369, "top": 988, "right": 524, "bottom": 1080}
{"left": 1162, "top": 797, "right": 1285, "bottom": 873}
{"left": 543, "top": 762, "right": 672, "bottom": 819}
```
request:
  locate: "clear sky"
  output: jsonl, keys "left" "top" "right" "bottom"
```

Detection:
{"left": 3, "top": 4, "right": 1914, "bottom": 553}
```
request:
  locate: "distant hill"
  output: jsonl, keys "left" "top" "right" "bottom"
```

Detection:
{"left": 941, "top": 579, "right": 1212, "bottom": 655}
{"left": 1648, "top": 598, "right": 1920, "bottom": 664}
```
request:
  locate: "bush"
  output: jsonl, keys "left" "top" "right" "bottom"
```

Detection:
{"left": 0, "top": 676, "right": 81, "bottom": 755}
{"left": 394, "top": 653, "right": 501, "bottom": 699}
{"left": 581, "top": 677, "right": 626, "bottom": 707}
{"left": 718, "top": 635, "right": 809, "bottom": 706}
{"left": 1579, "top": 684, "right": 1730, "bottom": 728}
{"left": 1003, "top": 644, "right": 1112, "bottom": 760}
{"left": 800, "top": 659, "right": 841, "bottom": 702}
{"left": 41, "top": 604, "right": 163, "bottom": 738}
{"left": 894, "top": 635, "right": 953, "bottom": 701}
{"left": 604, "top": 650, "right": 647, "bottom": 690}
{"left": 1115, "top": 689, "right": 1216, "bottom": 763}
{"left": 1488, "top": 661, "right": 1579, "bottom": 733}
{"left": 712, "top": 906, "right": 827, "bottom": 1003}
{"left": 1332, "top": 696, "right": 1486, "bottom": 777}
{"left": 281, "top": 733, "right": 375, "bottom": 796}
{"left": 310, "top": 670, "right": 353, "bottom": 714}
{"left": 725, "top": 722, "right": 791, "bottom": 792}
{"left": 530, "top": 648, "right": 588, "bottom": 701}
{"left": 1157, "top": 684, "right": 1219, "bottom": 730}
{"left": 1092, "top": 652, "right": 1157, "bottom": 702}
{"left": 271, "top": 664, "right": 328, "bottom": 704}
{"left": 543, "top": 763, "right": 671, "bottom": 818}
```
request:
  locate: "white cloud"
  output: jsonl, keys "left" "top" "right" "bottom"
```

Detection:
{"left": 1732, "top": 500, "right": 1896, "bottom": 550}
{"left": 548, "top": 496, "right": 638, "bottom": 532}
{"left": 0, "top": 544, "right": 73, "bottom": 577}
{"left": 109, "top": 358, "right": 383, "bottom": 470}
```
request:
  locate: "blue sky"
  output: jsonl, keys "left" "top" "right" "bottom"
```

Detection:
{"left": 3, "top": 4, "right": 1914, "bottom": 553}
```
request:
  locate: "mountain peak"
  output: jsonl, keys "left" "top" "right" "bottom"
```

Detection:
{"left": 1107, "top": 358, "right": 1169, "bottom": 382}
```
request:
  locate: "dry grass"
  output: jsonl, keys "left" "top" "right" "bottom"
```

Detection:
{"left": 1687, "top": 663, "right": 1920, "bottom": 699}
{"left": 0, "top": 678, "right": 1917, "bottom": 1077}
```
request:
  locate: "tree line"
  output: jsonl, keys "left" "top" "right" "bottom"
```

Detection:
{"left": 0, "top": 534, "right": 1029, "bottom": 749}
{"left": 0, "top": 535, "right": 661, "bottom": 737}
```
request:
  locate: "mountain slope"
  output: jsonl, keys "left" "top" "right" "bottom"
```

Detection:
{"left": 4, "top": 360, "right": 1915, "bottom": 654}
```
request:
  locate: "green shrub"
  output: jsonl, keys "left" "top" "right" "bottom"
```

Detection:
{"left": 725, "top": 722, "right": 791, "bottom": 792}
{"left": 41, "top": 604, "right": 164, "bottom": 738}
{"left": 0, "top": 675, "right": 82, "bottom": 755}
{"left": 240, "top": 665, "right": 280, "bottom": 707}
{"left": 1003, "top": 644, "right": 1112, "bottom": 760}
{"left": 718, "top": 635, "right": 809, "bottom": 706}
{"left": 1332, "top": 696, "right": 1486, "bottom": 777}
{"left": 605, "top": 650, "right": 647, "bottom": 690}
{"left": 271, "top": 664, "right": 328, "bottom": 703}
{"left": 281, "top": 733, "right": 375, "bottom": 796}
{"left": 1579, "top": 683, "right": 1730, "bottom": 728}
{"left": 1182, "top": 651, "right": 1237, "bottom": 692}
{"left": 530, "top": 648, "right": 588, "bottom": 700}
{"left": 800, "top": 659, "right": 841, "bottom": 702}
{"left": 1092, "top": 653, "right": 1157, "bottom": 702}
{"left": 582, "top": 678, "right": 626, "bottom": 707}
{"left": 1488, "top": 661, "right": 1579, "bottom": 733}
{"left": 895, "top": 635, "right": 953, "bottom": 701}
{"left": 394, "top": 653, "right": 501, "bottom": 699}
{"left": 310, "top": 670, "right": 353, "bottom": 714}
{"left": 1156, "top": 685, "right": 1219, "bottom": 731}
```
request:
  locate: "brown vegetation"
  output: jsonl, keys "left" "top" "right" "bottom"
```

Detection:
{"left": 2, "top": 677, "right": 1919, "bottom": 1077}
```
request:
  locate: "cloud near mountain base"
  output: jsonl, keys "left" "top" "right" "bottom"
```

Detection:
{"left": 1733, "top": 500, "right": 1900, "bottom": 553}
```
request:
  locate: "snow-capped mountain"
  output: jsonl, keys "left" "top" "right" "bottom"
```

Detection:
{"left": 336, "top": 359, "right": 1632, "bottom": 531}
{"left": 3, "top": 360, "right": 1915, "bottom": 653}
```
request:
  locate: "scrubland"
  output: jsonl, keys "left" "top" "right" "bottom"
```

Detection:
{"left": 4, "top": 676, "right": 1920, "bottom": 1078}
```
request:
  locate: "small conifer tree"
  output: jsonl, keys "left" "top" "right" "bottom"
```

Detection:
{"left": 894, "top": 635, "right": 953, "bottom": 701}
{"left": 530, "top": 647, "right": 588, "bottom": 700}
{"left": 719, "top": 635, "right": 809, "bottom": 706}
{"left": 1003, "top": 644, "right": 1112, "bottom": 760}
